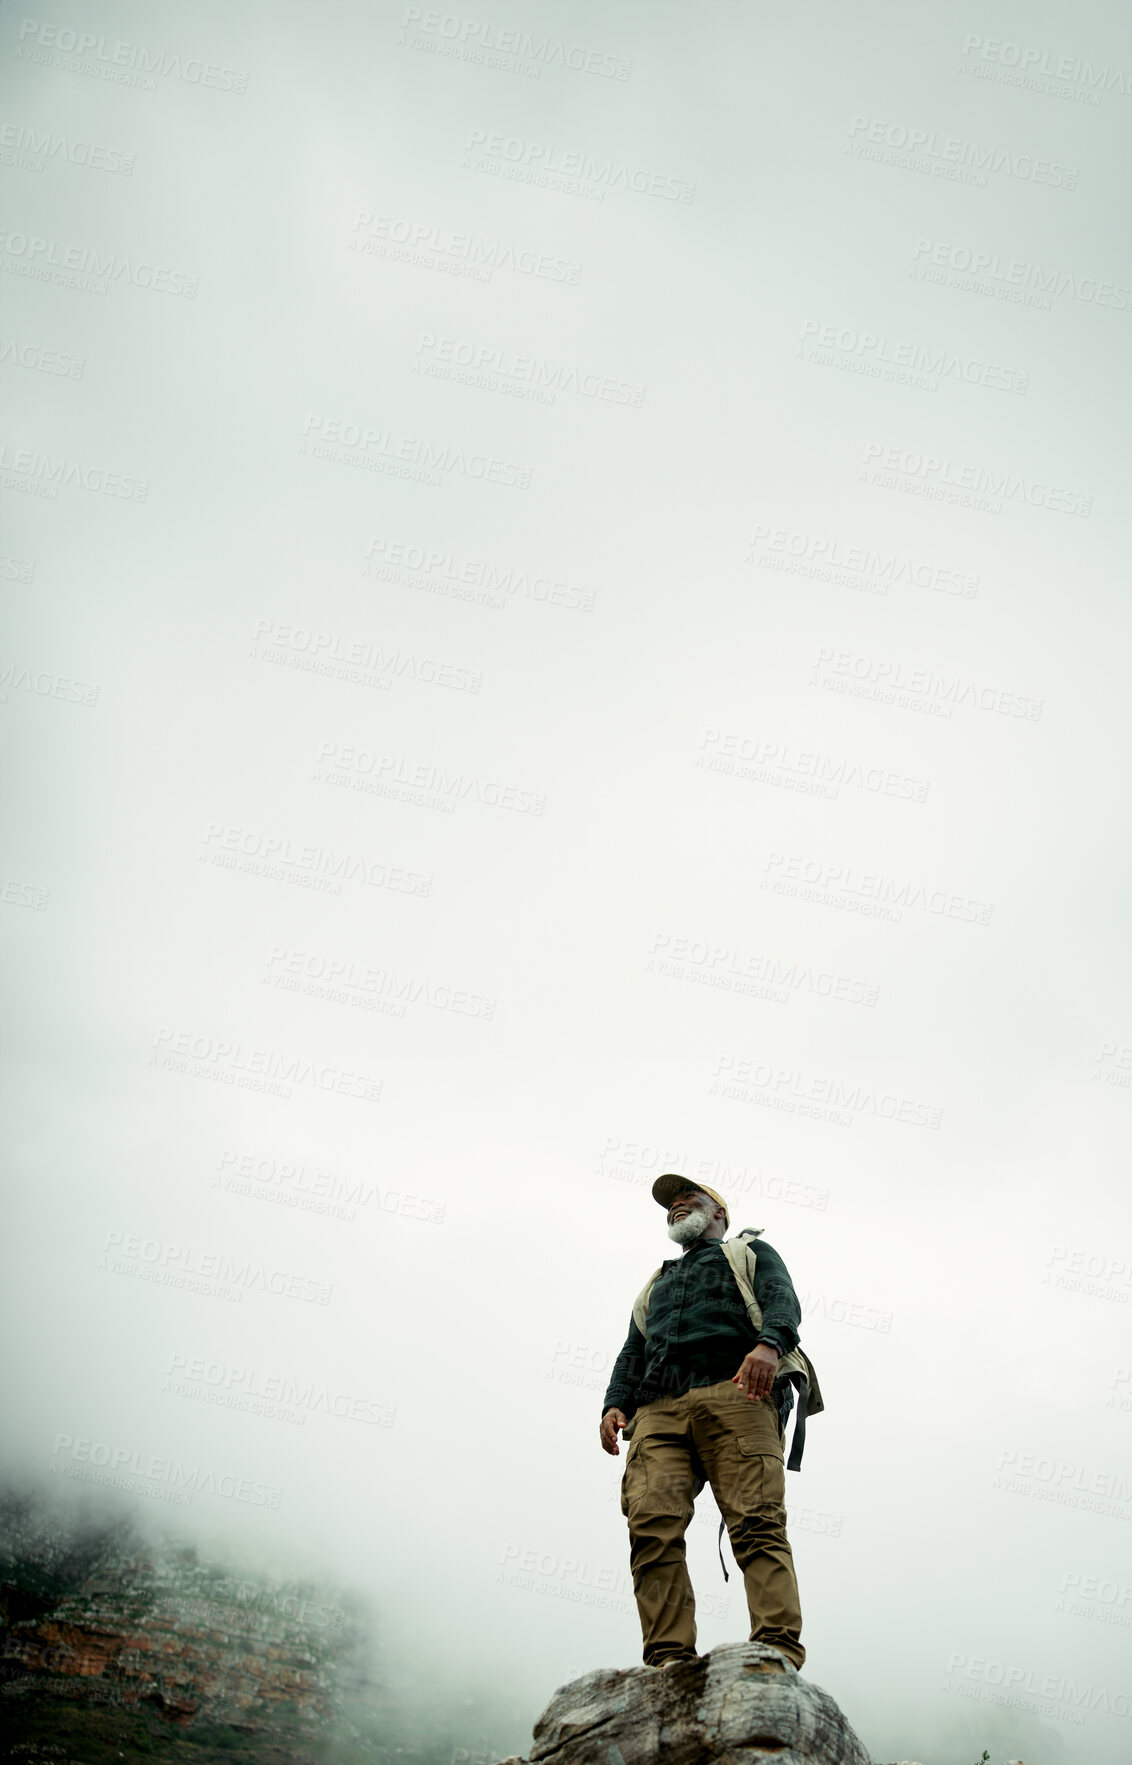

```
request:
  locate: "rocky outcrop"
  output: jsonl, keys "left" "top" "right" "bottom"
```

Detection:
{"left": 0, "top": 1489, "right": 370, "bottom": 1761}
{"left": 2, "top": 1513, "right": 342, "bottom": 1727}
{"left": 497, "top": 1641, "right": 872, "bottom": 1765}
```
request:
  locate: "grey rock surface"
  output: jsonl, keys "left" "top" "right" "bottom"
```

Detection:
{"left": 499, "top": 1641, "right": 874, "bottom": 1765}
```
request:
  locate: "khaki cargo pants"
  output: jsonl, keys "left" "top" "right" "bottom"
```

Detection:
{"left": 619, "top": 1379, "right": 804, "bottom": 1669}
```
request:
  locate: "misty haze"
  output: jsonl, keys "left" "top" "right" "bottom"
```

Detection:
{"left": 2, "top": 3, "right": 1130, "bottom": 1764}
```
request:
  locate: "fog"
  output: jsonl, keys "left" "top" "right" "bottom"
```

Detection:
{"left": 2, "top": 2, "right": 1130, "bottom": 1761}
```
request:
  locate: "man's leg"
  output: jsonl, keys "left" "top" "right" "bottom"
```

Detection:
{"left": 620, "top": 1394, "right": 705, "bottom": 1666}
{"left": 691, "top": 1382, "right": 805, "bottom": 1670}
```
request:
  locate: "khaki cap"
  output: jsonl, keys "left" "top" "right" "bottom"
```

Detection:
{"left": 651, "top": 1173, "right": 729, "bottom": 1227}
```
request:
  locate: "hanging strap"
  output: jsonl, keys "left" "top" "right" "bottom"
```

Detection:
{"left": 782, "top": 1369, "right": 809, "bottom": 1473}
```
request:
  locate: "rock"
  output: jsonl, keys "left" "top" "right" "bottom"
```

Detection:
{"left": 504, "top": 1641, "right": 873, "bottom": 1765}
{"left": 0, "top": 1487, "right": 361, "bottom": 1754}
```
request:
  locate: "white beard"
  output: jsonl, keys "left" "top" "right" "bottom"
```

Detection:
{"left": 668, "top": 1202, "right": 713, "bottom": 1245}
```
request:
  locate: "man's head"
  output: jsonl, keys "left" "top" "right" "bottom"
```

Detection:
{"left": 650, "top": 1175, "right": 729, "bottom": 1248}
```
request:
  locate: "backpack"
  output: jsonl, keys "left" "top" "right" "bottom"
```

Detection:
{"left": 623, "top": 1227, "right": 824, "bottom": 1473}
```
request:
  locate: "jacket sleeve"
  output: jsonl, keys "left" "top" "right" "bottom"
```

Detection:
{"left": 750, "top": 1236, "right": 801, "bottom": 1357}
{"left": 601, "top": 1315, "right": 647, "bottom": 1420}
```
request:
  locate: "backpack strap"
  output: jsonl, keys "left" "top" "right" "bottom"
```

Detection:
{"left": 722, "top": 1235, "right": 823, "bottom": 1470}
{"left": 631, "top": 1266, "right": 664, "bottom": 1337}
{"left": 720, "top": 1237, "right": 765, "bottom": 1335}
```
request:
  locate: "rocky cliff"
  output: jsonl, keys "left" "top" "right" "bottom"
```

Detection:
{"left": 1, "top": 1483, "right": 535, "bottom": 1764}
{"left": 0, "top": 1486, "right": 377, "bottom": 1763}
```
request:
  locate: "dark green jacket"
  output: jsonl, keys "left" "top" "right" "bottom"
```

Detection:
{"left": 601, "top": 1234, "right": 802, "bottom": 1433}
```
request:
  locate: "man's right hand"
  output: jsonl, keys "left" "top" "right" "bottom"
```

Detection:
{"left": 600, "top": 1408, "right": 628, "bottom": 1455}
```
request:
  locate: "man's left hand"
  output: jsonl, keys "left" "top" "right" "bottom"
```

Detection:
{"left": 733, "top": 1343, "right": 779, "bottom": 1400}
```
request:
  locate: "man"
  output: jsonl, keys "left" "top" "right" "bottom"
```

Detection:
{"left": 599, "top": 1175, "right": 805, "bottom": 1671}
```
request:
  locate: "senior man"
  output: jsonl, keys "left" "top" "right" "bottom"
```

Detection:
{"left": 599, "top": 1176, "right": 806, "bottom": 1671}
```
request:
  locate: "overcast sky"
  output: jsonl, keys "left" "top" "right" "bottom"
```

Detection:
{"left": 2, "top": 3, "right": 1130, "bottom": 1762}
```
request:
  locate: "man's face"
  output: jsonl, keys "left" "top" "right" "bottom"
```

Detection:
{"left": 666, "top": 1188, "right": 717, "bottom": 1244}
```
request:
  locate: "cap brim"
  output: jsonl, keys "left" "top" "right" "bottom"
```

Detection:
{"left": 652, "top": 1173, "right": 703, "bottom": 1209}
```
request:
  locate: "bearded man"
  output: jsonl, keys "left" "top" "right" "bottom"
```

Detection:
{"left": 599, "top": 1176, "right": 806, "bottom": 1671}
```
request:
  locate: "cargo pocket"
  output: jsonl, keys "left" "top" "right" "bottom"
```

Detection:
{"left": 734, "top": 1437, "right": 785, "bottom": 1512}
